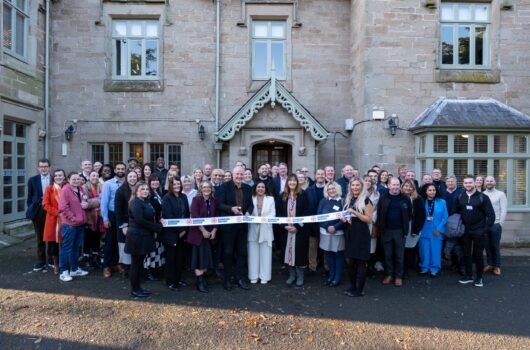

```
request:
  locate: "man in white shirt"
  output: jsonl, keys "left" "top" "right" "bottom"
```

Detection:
{"left": 483, "top": 176, "right": 507, "bottom": 276}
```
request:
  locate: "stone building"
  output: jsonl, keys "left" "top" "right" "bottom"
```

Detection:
{"left": 2, "top": 0, "right": 530, "bottom": 245}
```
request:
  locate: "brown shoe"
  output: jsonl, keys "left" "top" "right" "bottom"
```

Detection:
{"left": 382, "top": 276, "right": 393, "bottom": 285}
{"left": 493, "top": 267, "right": 501, "bottom": 276}
{"left": 483, "top": 265, "right": 494, "bottom": 273}
{"left": 113, "top": 264, "right": 125, "bottom": 273}
{"left": 394, "top": 278, "right": 403, "bottom": 287}
{"left": 103, "top": 267, "right": 112, "bottom": 279}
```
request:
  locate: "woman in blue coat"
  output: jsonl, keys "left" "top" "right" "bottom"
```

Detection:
{"left": 418, "top": 184, "right": 448, "bottom": 277}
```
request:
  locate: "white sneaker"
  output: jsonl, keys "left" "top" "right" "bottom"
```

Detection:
{"left": 59, "top": 271, "right": 72, "bottom": 282}
{"left": 70, "top": 268, "right": 89, "bottom": 277}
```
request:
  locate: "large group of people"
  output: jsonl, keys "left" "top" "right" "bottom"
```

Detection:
{"left": 27, "top": 157, "right": 507, "bottom": 298}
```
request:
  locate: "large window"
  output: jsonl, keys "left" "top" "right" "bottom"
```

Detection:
{"left": 2, "top": 0, "right": 28, "bottom": 57}
{"left": 440, "top": 3, "right": 490, "bottom": 69}
{"left": 416, "top": 133, "right": 530, "bottom": 209}
{"left": 252, "top": 21, "right": 286, "bottom": 80}
{"left": 90, "top": 142, "right": 181, "bottom": 168}
{"left": 112, "top": 20, "right": 159, "bottom": 79}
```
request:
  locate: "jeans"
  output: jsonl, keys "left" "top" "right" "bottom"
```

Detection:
{"left": 485, "top": 223, "right": 502, "bottom": 267}
{"left": 59, "top": 224, "right": 85, "bottom": 274}
{"left": 381, "top": 229, "right": 405, "bottom": 278}
{"left": 103, "top": 211, "right": 118, "bottom": 268}
{"left": 462, "top": 233, "right": 485, "bottom": 279}
{"left": 325, "top": 250, "right": 344, "bottom": 283}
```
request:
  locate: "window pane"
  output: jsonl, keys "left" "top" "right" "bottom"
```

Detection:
{"left": 16, "top": 0, "right": 26, "bottom": 11}
{"left": 17, "top": 143, "right": 24, "bottom": 155}
{"left": 514, "top": 136, "right": 527, "bottom": 153}
{"left": 4, "top": 185, "right": 12, "bottom": 200}
{"left": 271, "top": 22, "right": 285, "bottom": 38}
{"left": 474, "top": 135, "right": 488, "bottom": 153}
{"left": 130, "top": 22, "right": 143, "bottom": 36}
{"left": 458, "top": 26, "right": 470, "bottom": 65}
{"left": 130, "top": 40, "right": 142, "bottom": 76}
{"left": 433, "top": 159, "right": 448, "bottom": 178}
{"left": 113, "top": 21, "right": 127, "bottom": 37}
{"left": 420, "top": 160, "right": 426, "bottom": 178}
{"left": 433, "top": 135, "right": 448, "bottom": 153}
{"left": 91, "top": 144, "right": 104, "bottom": 163}
{"left": 458, "top": 5, "right": 471, "bottom": 21}
{"left": 454, "top": 135, "right": 468, "bottom": 153}
{"left": 513, "top": 160, "right": 526, "bottom": 205}
{"left": 493, "top": 160, "right": 507, "bottom": 193}
{"left": 4, "top": 141, "right": 12, "bottom": 155}
{"left": 109, "top": 143, "right": 123, "bottom": 167}
{"left": 15, "top": 12, "right": 24, "bottom": 55}
{"left": 419, "top": 136, "right": 426, "bottom": 154}
{"left": 473, "top": 159, "right": 487, "bottom": 177}
{"left": 115, "top": 39, "right": 127, "bottom": 77}
{"left": 145, "top": 22, "right": 158, "bottom": 37}
{"left": 145, "top": 40, "right": 158, "bottom": 76}
{"left": 475, "top": 5, "right": 489, "bottom": 21}
{"left": 167, "top": 144, "right": 181, "bottom": 167}
{"left": 441, "top": 4, "right": 454, "bottom": 21}
{"left": 4, "top": 201, "right": 12, "bottom": 215}
{"left": 3, "top": 5, "right": 12, "bottom": 50}
{"left": 129, "top": 143, "right": 143, "bottom": 164}
{"left": 494, "top": 135, "right": 507, "bottom": 153}
{"left": 475, "top": 26, "right": 485, "bottom": 65}
{"left": 253, "top": 40, "right": 268, "bottom": 78}
{"left": 17, "top": 199, "right": 25, "bottom": 212}
{"left": 149, "top": 143, "right": 164, "bottom": 162}
{"left": 454, "top": 159, "right": 468, "bottom": 186}
{"left": 271, "top": 41, "right": 284, "bottom": 78}
{"left": 4, "top": 120, "right": 13, "bottom": 135}
{"left": 441, "top": 25, "right": 454, "bottom": 65}
{"left": 254, "top": 22, "right": 268, "bottom": 37}
{"left": 15, "top": 123, "right": 24, "bottom": 137}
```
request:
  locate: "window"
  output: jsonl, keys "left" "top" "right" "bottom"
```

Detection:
{"left": 91, "top": 144, "right": 105, "bottom": 163}
{"left": 150, "top": 143, "right": 182, "bottom": 169}
{"left": 112, "top": 20, "right": 159, "bottom": 79}
{"left": 454, "top": 134, "right": 468, "bottom": 153}
{"left": 252, "top": 21, "right": 286, "bottom": 80}
{"left": 89, "top": 142, "right": 181, "bottom": 168}
{"left": 89, "top": 143, "right": 124, "bottom": 167}
{"left": 440, "top": 3, "right": 489, "bottom": 69}
{"left": 2, "top": 0, "right": 28, "bottom": 57}
{"left": 109, "top": 143, "right": 124, "bottom": 166}
{"left": 433, "top": 135, "right": 448, "bottom": 153}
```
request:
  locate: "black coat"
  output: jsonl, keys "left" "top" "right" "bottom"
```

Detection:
{"left": 114, "top": 184, "right": 132, "bottom": 243}
{"left": 125, "top": 197, "right": 163, "bottom": 255}
{"left": 411, "top": 196, "right": 426, "bottom": 235}
{"left": 218, "top": 181, "right": 254, "bottom": 216}
{"left": 277, "top": 191, "right": 310, "bottom": 266}
{"left": 26, "top": 174, "right": 46, "bottom": 220}
{"left": 160, "top": 193, "right": 190, "bottom": 246}
{"left": 455, "top": 191, "right": 495, "bottom": 235}
{"left": 376, "top": 192, "right": 413, "bottom": 237}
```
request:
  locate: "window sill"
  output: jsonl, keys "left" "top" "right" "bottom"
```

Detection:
{"left": 104, "top": 79, "right": 164, "bottom": 92}
{"left": 104, "top": 0, "right": 165, "bottom": 3}
{"left": 435, "top": 68, "right": 500, "bottom": 84}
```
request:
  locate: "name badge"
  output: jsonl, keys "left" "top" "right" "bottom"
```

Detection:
{"left": 466, "top": 205, "right": 473, "bottom": 210}
{"left": 333, "top": 205, "right": 340, "bottom": 211}
{"left": 427, "top": 216, "right": 433, "bottom": 221}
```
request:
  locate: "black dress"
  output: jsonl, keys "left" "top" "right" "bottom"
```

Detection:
{"left": 344, "top": 197, "right": 372, "bottom": 261}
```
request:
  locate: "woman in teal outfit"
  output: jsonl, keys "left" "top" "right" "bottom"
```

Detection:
{"left": 418, "top": 184, "right": 448, "bottom": 277}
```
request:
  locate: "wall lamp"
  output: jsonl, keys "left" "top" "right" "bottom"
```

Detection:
{"left": 196, "top": 119, "right": 206, "bottom": 141}
{"left": 64, "top": 124, "right": 75, "bottom": 141}
{"left": 388, "top": 114, "right": 398, "bottom": 136}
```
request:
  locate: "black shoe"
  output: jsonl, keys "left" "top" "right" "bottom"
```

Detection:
{"left": 146, "top": 271, "right": 159, "bottom": 281}
{"left": 324, "top": 279, "right": 332, "bottom": 286}
{"left": 223, "top": 281, "right": 232, "bottom": 291}
{"left": 139, "top": 288, "right": 152, "bottom": 295}
{"left": 33, "top": 261, "right": 46, "bottom": 271}
{"left": 459, "top": 276, "right": 474, "bottom": 284}
{"left": 196, "top": 276, "right": 209, "bottom": 293}
{"left": 168, "top": 284, "right": 180, "bottom": 292}
{"left": 430, "top": 272, "right": 438, "bottom": 278}
{"left": 178, "top": 280, "right": 188, "bottom": 287}
{"left": 131, "top": 290, "right": 149, "bottom": 298}
{"left": 47, "top": 259, "right": 55, "bottom": 269}
{"left": 306, "top": 269, "right": 317, "bottom": 277}
{"left": 215, "top": 268, "right": 224, "bottom": 279}
{"left": 418, "top": 270, "right": 428, "bottom": 276}
{"left": 329, "top": 281, "right": 340, "bottom": 287}
{"left": 343, "top": 288, "right": 356, "bottom": 297}
{"left": 237, "top": 280, "right": 251, "bottom": 290}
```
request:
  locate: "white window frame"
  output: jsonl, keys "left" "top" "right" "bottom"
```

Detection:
{"left": 111, "top": 19, "right": 160, "bottom": 80}
{"left": 251, "top": 20, "right": 286, "bottom": 80}
{"left": 2, "top": 0, "right": 29, "bottom": 59}
{"left": 439, "top": 2, "right": 490, "bottom": 69}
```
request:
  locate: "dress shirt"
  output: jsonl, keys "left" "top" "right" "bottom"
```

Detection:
{"left": 41, "top": 175, "right": 50, "bottom": 197}
{"left": 100, "top": 177, "right": 124, "bottom": 221}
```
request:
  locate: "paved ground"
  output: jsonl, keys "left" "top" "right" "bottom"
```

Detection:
{"left": 1, "top": 238, "right": 529, "bottom": 349}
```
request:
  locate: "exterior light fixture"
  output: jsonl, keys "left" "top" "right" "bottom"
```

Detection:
{"left": 388, "top": 115, "right": 398, "bottom": 136}
{"left": 64, "top": 125, "right": 75, "bottom": 141}
{"left": 198, "top": 124, "right": 206, "bottom": 141}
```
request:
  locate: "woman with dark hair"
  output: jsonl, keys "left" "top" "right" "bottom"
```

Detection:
{"left": 278, "top": 174, "right": 309, "bottom": 287}
{"left": 376, "top": 170, "right": 389, "bottom": 195}
{"left": 58, "top": 172, "right": 89, "bottom": 282}
{"left": 223, "top": 171, "right": 233, "bottom": 183}
{"left": 141, "top": 163, "right": 153, "bottom": 182}
{"left": 98, "top": 164, "right": 114, "bottom": 184}
{"left": 43, "top": 169, "right": 66, "bottom": 274}
{"left": 143, "top": 174, "right": 165, "bottom": 280}
{"left": 115, "top": 170, "right": 138, "bottom": 273}
{"left": 247, "top": 181, "right": 275, "bottom": 284}
{"left": 125, "top": 181, "right": 165, "bottom": 298}
{"left": 83, "top": 170, "right": 105, "bottom": 268}
{"left": 161, "top": 177, "right": 190, "bottom": 291}
{"left": 188, "top": 181, "right": 219, "bottom": 293}
{"left": 418, "top": 183, "right": 448, "bottom": 277}
{"left": 402, "top": 180, "right": 426, "bottom": 278}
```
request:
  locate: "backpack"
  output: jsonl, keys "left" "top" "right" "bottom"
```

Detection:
{"left": 445, "top": 213, "right": 465, "bottom": 238}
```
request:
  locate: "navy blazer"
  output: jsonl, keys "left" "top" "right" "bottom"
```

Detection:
{"left": 26, "top": 174, "right": 45, "bottom": 220}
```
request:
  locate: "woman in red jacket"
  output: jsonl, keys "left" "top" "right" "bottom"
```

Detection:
{"left": 43, "top": 169, "right": 66, "bottom": 274}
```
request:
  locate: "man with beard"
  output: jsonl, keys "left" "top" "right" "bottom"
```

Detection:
{"left": 100, "top": 162, "right": 127, "bottom": 278}
{"left": 255, "top": 164, "right": 277, "bottom": 194}
{"left": 154, "top": 157, "right": 168, "bottom": 189}
{"left": 483, "top": 176, "right": 507, "bottom": 277}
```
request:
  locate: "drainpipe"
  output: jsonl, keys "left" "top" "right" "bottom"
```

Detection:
{"left": 44, "top": 0, "right": 50, "bottom": 158}
{"left": 215, "top": 0, "right": 221, "bottom": 168}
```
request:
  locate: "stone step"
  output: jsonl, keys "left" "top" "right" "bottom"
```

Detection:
{"left": 4, "top": 220, "right": 34, "bottom": 239}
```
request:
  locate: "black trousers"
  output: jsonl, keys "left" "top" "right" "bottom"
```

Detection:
{"left": 84, "top": 229, "right": 102, "bottom": 255}
{"left": 33, "top": 207, "right": 47, "bottom": 263}
{"left": 103, "top": 211, "right": 118, "bottom": 268}
{"left": 163, "top": 241, "right": 185, "bottom": 286}
{"left": 47, "top": 242, "right": 59, "bottom": 257}
{"left": 223, "top": 224, "right": 247, "bottom": 282}
{"left": 130, "top": 254, "right": 145, "bottom": 291}
{"left": 462, "top": 233, "right": 485, "bottom": 279}
{"left": 346, "top": 258, "right": 367, "bottom": 293}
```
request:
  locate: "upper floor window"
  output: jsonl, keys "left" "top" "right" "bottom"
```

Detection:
{"left": 2, "top": 0, "right": 28, "bottom": 57}
{"left": 252, "top": 21, "right": 286, "bottom": 80}
{"left": 112, "top": 20, "right": 159, "bottom": 80}
{"left": 440, "top": 3, "right": 490, "bottom": 69}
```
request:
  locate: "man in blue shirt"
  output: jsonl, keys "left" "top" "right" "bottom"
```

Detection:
{"left": 100, "top": 162, "right": 126, "bottom": 278}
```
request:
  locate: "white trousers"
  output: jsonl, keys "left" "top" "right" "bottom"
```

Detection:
{"left": 248, "top": 241, "right": 272, "bottom": 282}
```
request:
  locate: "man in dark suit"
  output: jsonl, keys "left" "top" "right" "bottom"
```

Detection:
{"left": 26, "top": 158, "right": 51, "bottom": 271}
{"left": 218, "top": 165, "right": 254, "bottom": 291}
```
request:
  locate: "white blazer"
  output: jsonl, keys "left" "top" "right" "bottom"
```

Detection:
{"left": 248, "top": 195, "right": 276, "bottom": 247}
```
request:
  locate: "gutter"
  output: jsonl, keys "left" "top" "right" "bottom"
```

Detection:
{"left": 44, "top": 0, "right": 50, "bottom": 158}
{"left": 215, "top": 0, "right": 221, "bottom": 168}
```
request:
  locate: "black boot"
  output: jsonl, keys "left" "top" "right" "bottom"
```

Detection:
{"left": 196, "top": 276, "right": 209, "bottom": 293}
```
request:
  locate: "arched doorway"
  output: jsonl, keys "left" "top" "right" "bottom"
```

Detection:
{"left": 252, "top": 141, "right": 292, "bottom": 172}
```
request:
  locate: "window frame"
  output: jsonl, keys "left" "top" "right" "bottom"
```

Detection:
{"left": 251, "top": 20, "right": 287, "bottom": 81}
{"left": 439, "top": 2, "right": 490, "bottom": 70}
{"left": 2, "top": 0, "right": 29, "bottom": 59}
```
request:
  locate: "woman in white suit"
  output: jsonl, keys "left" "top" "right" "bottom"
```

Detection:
{"left": 248, "top": 181, "right": 276, "bottom": 284}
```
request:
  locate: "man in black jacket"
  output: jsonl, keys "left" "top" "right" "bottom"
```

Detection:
{"left": 376, "top": 177, "right": 412, "bottom": 287}
{"left": 218, "top": 165, "right": 254, "bottom": 291}
{"left": 456, "top": 175, "right": 495, "bottom": 287}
